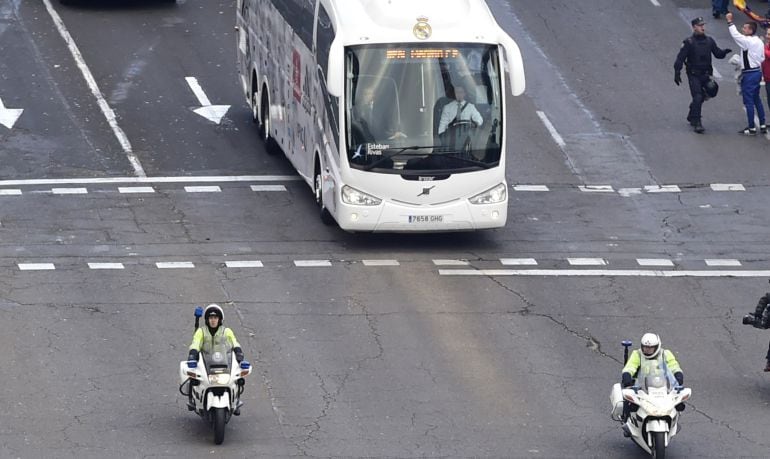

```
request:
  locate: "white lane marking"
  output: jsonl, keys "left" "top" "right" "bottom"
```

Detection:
{"left": 118, "top": 186, "right": 155, "bottom": 194}
{"left": 362, "top": 259, "right": 400, "bottom": 266}
{"left": 513, "top": 185, "right": 549, "bottom": 191}
{"left": 0, "top": 176, "right": 300, "bottom": 186}
{"left": 0, "top": 96, "right": 23, "bottom": 129}
{"left": 433, "top": 259, "right": 469, "bottom": 266}
{"left": 41, "top": 0, "right": 145, "bottom": 177}
{"left": 645, "top": 185, "right": 681, "bottom": 193}
{"left": 705, "top": 259, "right": 742, "bottom": 267}
{"left": 225, "top": 261, "right": 264, "bottom": 268}
{"left": 439, "top": 269, "right": 770, "bottom": 277}
{"left": 579, "top": 185, "right": 614, "bottom": 193}
{"left": 156, "top": 262, "right": 195, "bottom": 269}
{"left": 710, "top": 183, "right": 745, "bottom": 191}
{"left": 185, "top": 77, "right": 231, "bottom": 124}
{"left": 568, "top": 258, "right": 607, "bottom": 266}
{"left": 251, "top": 185, "right": 287, "bottom": 192}
{"left": 88, "top": 262, "right": 125, "bottom": 270}
{"left": 636, "top": 258, "right": 675, "bottom": 267}
{"left": 184, "top": 186, "right": 221, "bottom": 193}
{"left": 618, "top": 188, "right": 642, "bottom": 197}
{"left": 500, "top": 258, "right": 538, "bottom": 266}
{"left": 18, "top": 263, "right": 55, "bottom": 271}
{"left": 52, "top": 187, "right": 87, "bottom": 195}
{"left": 294, "top": 260, "right": 332, "bottom": 267}
{"left": 649, "top": 0, "right": 660, "bottom": 6}
{"left": 0, "top": 189, "right": 22, "bottom": 195}
{"left": 536, "top": 110, "right": 566, "bottom": 148}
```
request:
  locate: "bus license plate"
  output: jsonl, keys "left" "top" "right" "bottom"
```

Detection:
{"left": 408, "top": 215, "right": 444, "bottom": 224}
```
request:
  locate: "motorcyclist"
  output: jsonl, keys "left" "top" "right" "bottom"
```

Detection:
{"left": 186, "top": 304, "right": 246, "bottom": 410}
{"left": 620, "top": 333, "right": 685, "bottom": 432}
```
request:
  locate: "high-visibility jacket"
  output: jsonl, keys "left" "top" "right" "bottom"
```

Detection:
{"left": 189, "top": 326, "right": 240, "bottom": 354}
{"left": 622, "top": 348, "right": 681, "bottom": 380}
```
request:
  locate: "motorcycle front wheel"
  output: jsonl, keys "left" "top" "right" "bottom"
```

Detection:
{"left": 651, "top": 431, "right": 666, "bottom": 458}
{"left": 213, "top": 407, "right": 227, "bottom": 445}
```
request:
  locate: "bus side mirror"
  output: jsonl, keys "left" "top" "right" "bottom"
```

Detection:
{"left": 327, "top": 38, "right": 344, "bottom": 98}
{"left": 498, "top": 33, "right": 525, "bottom": 96}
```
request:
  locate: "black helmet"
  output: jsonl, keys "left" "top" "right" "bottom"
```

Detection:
{"left": 204, "top": 303, "right": 224, "bottom": 323}
{"left": 703, "top": 78, "right": 719, "bottom": 99}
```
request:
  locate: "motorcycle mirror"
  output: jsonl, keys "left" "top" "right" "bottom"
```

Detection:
{"left": 240, "top": 361, "right": 251, "bottom": 370}
{"left": 194, "top": 306, "right": 203, "bottom": 318}
{"left": 187, "top": 360, "right": 198, "bottom": 368}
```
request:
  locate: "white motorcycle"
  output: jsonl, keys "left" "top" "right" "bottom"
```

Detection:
{"left": 179, "top": 343, "right": 251, "bottom": 445}
{"left": 609, "top": 341, "right": 692, "bottom": 458}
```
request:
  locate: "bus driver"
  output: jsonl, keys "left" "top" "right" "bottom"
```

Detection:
{"left": 437, "top": 85, "right": 484, "bottom": 136}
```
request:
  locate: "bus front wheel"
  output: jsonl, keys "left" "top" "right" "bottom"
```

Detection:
{"left": 314, "top": 162, "right": 335, "bottom": 226}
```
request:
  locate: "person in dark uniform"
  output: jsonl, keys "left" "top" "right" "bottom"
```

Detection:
{"left": 674, "top": 17, "right": 732, "bottom": 133}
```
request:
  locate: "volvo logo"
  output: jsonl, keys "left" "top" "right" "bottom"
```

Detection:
{"left": 417, "top": 186, "right": 436, "bottom": 197}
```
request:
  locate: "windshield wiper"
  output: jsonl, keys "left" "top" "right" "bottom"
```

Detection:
{"left": 360, "top": 145, "right": 442, "bottom": 171}
{"left": 434, "top": 152, "right": 493, "bottom": 169}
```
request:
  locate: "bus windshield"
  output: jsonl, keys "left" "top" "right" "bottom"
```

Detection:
{"left": 344, "top": 43, "right": 503, "bottom": 174}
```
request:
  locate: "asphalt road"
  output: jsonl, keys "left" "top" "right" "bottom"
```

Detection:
{"left": 1, "top": 0, "right": 770, "bottom": 457}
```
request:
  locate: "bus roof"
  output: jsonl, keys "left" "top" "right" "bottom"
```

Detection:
{"left": 324, "top": 0, "right": 506, "bottom": 45}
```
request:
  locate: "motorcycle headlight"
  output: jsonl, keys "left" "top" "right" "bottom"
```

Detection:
{"left": 342, "top": 185, "right": 382, "bottom": 206}
{"left": 469, "top": 183, "right": 507, "bottom": 205}
{"left": 209, "top": 374, "right": 230, "bottom": 385}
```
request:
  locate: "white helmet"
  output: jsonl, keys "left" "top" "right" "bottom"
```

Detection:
{"left": 640, "top": 333, "right": 661, "bottom": 359}
{"left": 204, "top": 303, "right": 224, "bottom": 323}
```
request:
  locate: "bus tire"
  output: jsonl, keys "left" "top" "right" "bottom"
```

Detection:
{"left": 259, "top": 88, "right": 279, "bottom": 155}
{"left": 314, "top": 160, "right": 335, "bottom": 226}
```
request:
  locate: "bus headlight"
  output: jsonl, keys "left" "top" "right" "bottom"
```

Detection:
{"left": 342, "top": 185, "right": 382, "bottom": 206}
{"left": 468, "top": 183, "right": 507, "bottom": 205}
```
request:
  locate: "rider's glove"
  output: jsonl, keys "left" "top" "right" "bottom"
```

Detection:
{"left": 674, "top": 72, "right": 682, "bottom": 86}
{"left": 234, "top": 346, "right": 244, "bottom": 363}
{"left": 674, "top": 371, "right": 684, "bottom": 386}
{"left": 621, "top": 372, "right": 634, "bottom": 388}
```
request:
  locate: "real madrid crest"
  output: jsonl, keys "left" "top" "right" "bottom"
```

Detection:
{"left": 413, "top": 16, "right": 432, "bottom": 40}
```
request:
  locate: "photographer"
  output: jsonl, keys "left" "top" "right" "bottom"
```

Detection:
{"left": 742, "top": 290, "right": 770, "bottom": 371}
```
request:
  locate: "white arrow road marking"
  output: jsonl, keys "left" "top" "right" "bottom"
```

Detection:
{"left": 0, "top": 97, "right": 23, "bottom": 129}
{"left": 185, "top": 77, "right": 230, "bottom": 124}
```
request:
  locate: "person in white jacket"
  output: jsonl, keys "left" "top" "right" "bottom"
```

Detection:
{"left": 726, "top": 12, "right": 766, "bottom": 135}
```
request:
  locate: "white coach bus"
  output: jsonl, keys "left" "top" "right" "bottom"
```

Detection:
{"left": 236, "top": 0, "right": 525, "bottom": 231}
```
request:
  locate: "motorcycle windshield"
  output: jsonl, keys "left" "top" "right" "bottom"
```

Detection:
{"left": 202, "top": 343, "right": 232, "bottom": 373}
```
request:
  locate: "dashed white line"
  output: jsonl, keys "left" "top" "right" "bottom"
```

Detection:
{"left": 0, "top": 189, "right": 22, "bottom": 196}
{"left": 156, "top": 262, "right": 195, "bottom": 269}
{"left": 18, "top": 263, "right": 56, "bottom": 271}
{"left": 579, "top": 185, "right": 614, "bottom": 193}
{"left": 118, "top": 186, "right": 156, "bottom": 194}
{"left": 41, "top": 0, "right": 145, "bottom": 177}
{"left": 0, "top": 175, "right": 301, "bottom": 187}
{"left": 294, "top": 260, "right": 332, "bottom": 267}
{"left": 568, "top": 258, "right": 607, "bottom": 266}
{"left": 224, "top": 261, "right": 264, "bottom": 268}
{"left": 710, "top": 183, "right": 745, "bottom": 191}
{"left": 500, "top": 258, "right": 538, "bottom": 266}
{"left": 52, "top": 187, "right": 88, "bottom": 195}
{"left": 536, "top": 111, "right": 566, "bottom": 148}
{"left": 362, "top": 260, "right": 400, "bottom": 266}
{"left": 184, "top": 186, "right": 221, "bottom": 193}
{"left": 88, "top": 262, "right": 125, "bottom": 270}
{"left": 438, "top": 269, "right": 770, "bottom": 277}
{"left": 513, "top": 185, "right": 549, "bottom": 192}
{"left": 636, "top": 258, "right": 675, "bottom": 267}
{"left": 649, "top": 0, "right": 660, "bottom": 6}
{"left": 250, "top": 185, "right": 287, "bottom": 192}
{"left": 705, "top": 259, "right": 742, "bottom": 267}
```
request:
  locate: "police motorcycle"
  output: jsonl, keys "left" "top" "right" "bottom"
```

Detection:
{"left": 609, "top": 341, "right": 692, "bottom": 458}
{"left": 178, "top": 307, "right": 252, "bottom": 445}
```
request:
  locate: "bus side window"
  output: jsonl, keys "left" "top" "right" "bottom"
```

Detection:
{"left": 316, "top": 5, "right": 339, "bottom": 151}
